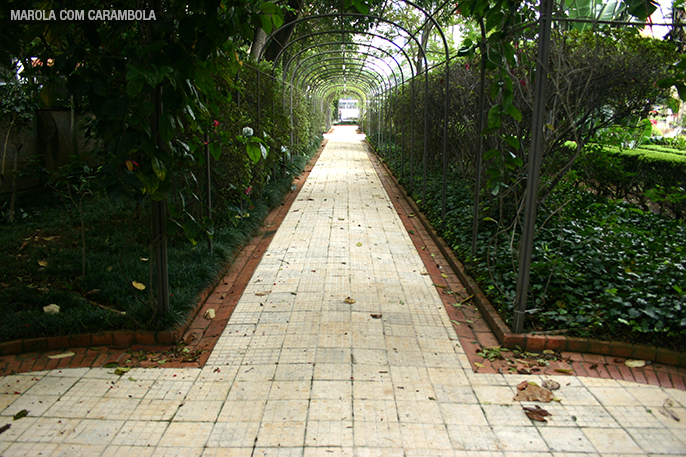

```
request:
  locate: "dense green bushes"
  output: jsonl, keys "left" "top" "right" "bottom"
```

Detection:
{"left": 398, "top": 168, "right": 686, "bottom": 350}
{"left": 0, "top": 53, "right": 325, "bottom": 340}
{"left": 576, "top": 144, "right": 686, "bottom": 217}
{"left": 373, "top": 26, "right": 684, "bottom": 347}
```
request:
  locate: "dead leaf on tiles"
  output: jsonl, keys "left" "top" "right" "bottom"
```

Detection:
{"left": 659, "top": 398, "right": 680, "bottom": 422}
{"left": 13, "top": 410, "right": 28, "bottom": 420}
{"left": 114, "top": 367, "right": 130, "bottom": 376}
{"left": 255, "top": 292, "right": 270, "bottom": 296}
{"left": 204, "top": 308, "right": 216, "bottom": 320}
{"left": 47, "top": 352, "right": 75, "bottom": 359}
{"left": 0, "top": 424, "right": 10, "bottom": 434}
{"left": 344, "top": 296, "right": 356, "bottom": 304}
{"left": 624, "top": 359, "right": 646, "bottom": 368}
{"left": 554, "top": 368, "right": 574, "bottom": 375}
{"left": 517, "top": 380, "right": 528, "bottom": 391}
{"left": 420, "top": 271, "right": 429, "bottom": 275}
{"left": 513, "top": 384, "right": 554, "bottom": 402}
{"left": 474, "top": 362, "right": 485, "bottom": 368}
{"left": 441, "top": 273, "right": 448, "bottom": 279}
{"left": 370, "top": 314, "right": 382, "bottom": 319}
{"left": 356, "top": 242, "right": 363, "bottom": 247}
{"left": 542, "top": 379, "right": 560, "bottom": 391}
{"left": 523, "top": 405, "right": 552, "bottom": 422}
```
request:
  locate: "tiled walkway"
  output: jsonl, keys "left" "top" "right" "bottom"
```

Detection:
{"left": 1, "top": 126, "right": 685, "bottom": 456}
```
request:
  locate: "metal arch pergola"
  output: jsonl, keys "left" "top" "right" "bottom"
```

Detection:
{"left": 259, "top": 10, "right": 451, "bottom": 207}
{"left": 251, "top": 0, "right": 568, "bottom": 334}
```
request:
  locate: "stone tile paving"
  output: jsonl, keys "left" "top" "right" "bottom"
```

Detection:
{"left": 0, "top": 126, "right": 685, "bottom": 456}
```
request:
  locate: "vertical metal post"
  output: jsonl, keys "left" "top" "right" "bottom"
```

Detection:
{"left": 440, "top": 60, "right": 450, "bottom": 221}
{"left": 257, "top": 68, "right": 262, "bottom": 133}
{"left": 471, "top": 29, "right": 488, "bottom": 257}
{"left": 513, "top": 0, "right": 553, "bottom": 333}
{"left": 205, "top": 132, "right": 212, "bottom": 252}
{"left": 151, "top": 85, "right": 169, "bottom": 317}
{"left": 422, "top": 66, "right": 429, "bottom": 204}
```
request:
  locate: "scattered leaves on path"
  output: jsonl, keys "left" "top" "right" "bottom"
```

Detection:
{"left": 513, "top": 384, "right": 554, "bottom": 402}
{"left": 523, "top": 405, "right": 552, "bottom": 422}
{"left": 542, "top": 379, "right": 560, "bottom": 391}
{"left": 659, "top": 398, "right": 680, "bottom": 422}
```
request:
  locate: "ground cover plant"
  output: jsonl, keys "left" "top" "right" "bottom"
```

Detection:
{"left": 0, "top": 139, "right": 319, "bottom": 342}
{"left": 400, "top": 169, "right": 686, "bottom": 351}
{"left": 368, "top": 9, "right": 685, "bottom": 351}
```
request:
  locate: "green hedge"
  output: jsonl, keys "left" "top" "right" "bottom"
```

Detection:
{"left": 636, "top": 144, "right": 686, "bottom": 156}
{"left": 575, "top": 144, "right": 686, "bottom": 217}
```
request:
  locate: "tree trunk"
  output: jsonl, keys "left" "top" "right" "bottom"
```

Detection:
{"left": 249, "top": 28, "right": 268, "bottom": 60}
{"left": 255, "top": 0, "right": 303, "bottom": 62}
{"left": 416, "top": 22, "right": 433, "bottom": 75}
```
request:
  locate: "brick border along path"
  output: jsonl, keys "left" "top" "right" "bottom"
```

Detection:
{"left": 1, "top": 126, "right": 685, "bottom": 457}
{"left": 0, "top": 129, "right": 684, "bottom": 391}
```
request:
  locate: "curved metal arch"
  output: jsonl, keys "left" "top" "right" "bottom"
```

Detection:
{"left": 273, "top": 29, "right": 416, "bottom": 90}
{"left": 291, "top": 51, "right": 398, "bottom": 96}
{"left": 283, "top": 41, "right": 406, "bottom": 91}
{"left": 298, "top": 62, "right": 387, "bottom": 97}
{"left": 260, "top": 13, "right": 429, "bottom": 80}
{"left": 312, "top": 74, "right": 378, "bottom": 100}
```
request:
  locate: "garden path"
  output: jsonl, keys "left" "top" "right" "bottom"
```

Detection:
{"left": 0, "top": 125, "right": 685, "bottom": 456}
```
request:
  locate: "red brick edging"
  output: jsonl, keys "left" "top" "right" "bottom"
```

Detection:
{"left": 0, "top": 140, "right": 328, "bottom": 362}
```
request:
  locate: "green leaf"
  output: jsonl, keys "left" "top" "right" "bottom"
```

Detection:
{"left": 209, "top": 142, "right": 221, "bottom": 160}
{"left": 484, "top": 148, "right": 499, "bottom": 161}
{"left": 487, "top": 104, "right": 501, "bottom": 130}
{"left": 152, "top": 157, "right": 167, "bottom": 181}
{"left": 246, "top": 142, "right": 261, "bottom": 163}
{"left": 503, "top": 135, "right": 520, "bottom": 149}
{"left": 127, "top": 77, "right": 144, "bottom": 97}
{"left": 351, "top": 0, "right": 370, "bottom": 14}
{"left": 159, "top": 113, "right": 176, "bottom": 143}
{"left": 506, "top": 104, "right": 522, "bottom": 122}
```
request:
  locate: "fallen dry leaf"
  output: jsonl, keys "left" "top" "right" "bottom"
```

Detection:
{"left": 370, "top": 314, "right": 382, "bottom": 319}
{"left": 132, "top": 281, "right": 146, "bottom": 291}
{"left": 38, "top": 260, "right": 48, "bottom": 267}
{"left": 43, "top": 304, "right": 60, "bottom": 314}
{"left": 204, "top": 308, "right": 216, "bottom": 320}
{"left": 517, "top": 380, "right": 529, "bottom": 391}
{"left": 0, "top": 424, "right": 10, "bottom": 434}
{"left": 47, "top": 352, "right": 75, "bottom": 359}
{"left": 255, "top": 292, "right": 270, "bottom": 296}
{"left": 513, "top": 384, "right": 554, "bottom": 402}
{"left": 523, "top": 405, "right": 552, "bottom": 422}
{"left": 542, "top": 379, "right": 560, "bottom": 391}
{"left": 344, "top": 296, "right": 356, "bottom": 304}
{"left": 625, "top": 359, "right": 646, "bottom": 368}
{"left": 659, "top": 398, "right": 681, "bottom": 422}
{"left": 114, "top": 367, "right": 130, "bottom": 376}
{"left": 554, "top": 368, "right": 574, "bottom": 375}
{"left": 13, "top": 409, "right": 28, "bottom": 420}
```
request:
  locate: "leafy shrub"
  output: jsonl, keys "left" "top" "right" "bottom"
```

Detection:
{"left": 386, "top": 163, "right": 686, "bottom": 350}
{"left": 575, "top": 144, "right": 686, "bottom": 217}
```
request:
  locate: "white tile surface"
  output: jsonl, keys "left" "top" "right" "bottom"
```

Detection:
{"left": 0, "top": 126, "right": 684, "bottom": 456}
